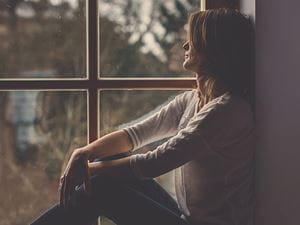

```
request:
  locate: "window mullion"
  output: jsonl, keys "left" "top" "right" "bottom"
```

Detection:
{"left": 0, "top": 79, "right": 195, "bottom": 90}
{"left": 97, "top": 79, "right": 196, "bottom": 89}
{"left": 87, "top": 0, "right": 99, "bottom": 143}
{"left": 87, "top": 0, "right": 98, "bottom": 80}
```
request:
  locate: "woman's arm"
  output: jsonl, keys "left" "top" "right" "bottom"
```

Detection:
{"left": 79, "top": 130, "right": 133, "bottom": 160}
{"left": 122, "top": 90, "right": 192, "bottom": 151}
{"left": 60, "top": 130, "right": 134, "bottom": 208}
{"left": 85, "top": 101, "right": 225, "bottom": 181}
{"left": 127, "top": 97, "right": 255, "bottom": 180}
{"left": 86, "top": 101, "right": 223, "bottom": 182}
{"left": 88, "top": 156, "right": 137, "bottom": 181}
{"left": 79, "top": 91, "right": 192, "bottom": 159}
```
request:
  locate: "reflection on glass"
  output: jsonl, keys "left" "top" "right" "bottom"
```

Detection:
{"left": 99, "top": 0, "right": 198, "bottom": 77}
{"left": 0, "top": 0, "right": 86, "bottom": 78}
{"left": 99, "top": 90, "right": 187, "bottom": 200}
{"left": 0, "top": 91, "right": 87, "bottom": 224}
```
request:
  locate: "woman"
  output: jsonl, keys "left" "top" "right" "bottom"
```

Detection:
{"left": 30, "top": 8, "right": 255, "bottom": 225}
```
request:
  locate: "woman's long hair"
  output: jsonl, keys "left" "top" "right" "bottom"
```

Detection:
{"left": 188, "top": 8, "right": 255, "bottom": 110}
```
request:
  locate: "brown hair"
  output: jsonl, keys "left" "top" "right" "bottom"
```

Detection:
{"left": 188, "top": 8, "right": 255, "bottom": 110}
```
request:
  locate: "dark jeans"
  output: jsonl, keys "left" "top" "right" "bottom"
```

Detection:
{"left": 30, "top": 154, "right": 190, "bottom": 225}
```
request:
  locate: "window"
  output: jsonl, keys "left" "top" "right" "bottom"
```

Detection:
{"left": 0, "top": 0, "right": 205, "bottom": 224}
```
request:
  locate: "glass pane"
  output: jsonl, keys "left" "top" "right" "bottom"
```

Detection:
{"left": 99, "top": 0, "right": 199, "bottom": 77}
{"left": 0, "top": 91, "right": 87, "bottom": 224}
{"left": 0, "top": 0, "right": 86, "bottom": 78}
{"left": 99, "top": 90, "right": 187, "bottom": 195}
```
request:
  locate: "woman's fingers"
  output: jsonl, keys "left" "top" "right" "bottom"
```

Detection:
{"left": 63, "top": 170, "right": 85, "bottom": 208}
{"left": 61, "top": 174, "right": 69, "bottom": 208}
{"left": 83, "top": 160, "right": 91, "bottom": 196}
{"left": 64, "top": 175, "right": 77, "bottom": 209}
{"left": 58, "top": 151, "right": 91, "bottom": 209}
{"left": 59, "top": 175, "right": 65, "bottom": 207}
{"left": 59, "top": 156, "right": 76, "bottom": 208}
{"left": 83, "top": 179, "right": 91, "bottom": 197}
{"left": 59, "top": 157, "right": 73, "bottom": 207}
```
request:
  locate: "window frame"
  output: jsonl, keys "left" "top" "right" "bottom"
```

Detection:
{"left": 0, "top": 0, "right": 205, "bottom": 143}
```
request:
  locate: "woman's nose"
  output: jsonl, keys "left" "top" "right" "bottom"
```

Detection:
{"left": 182, "top": 41, "right": 189, "bottom": 50}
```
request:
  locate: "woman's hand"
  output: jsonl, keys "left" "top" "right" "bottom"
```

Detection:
{"left": 59, "top": 148, "right": 91, "bottom": 209}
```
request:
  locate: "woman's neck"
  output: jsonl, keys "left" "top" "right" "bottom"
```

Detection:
{"left": 195, "top": 74, "right": 229, "bottom": 112}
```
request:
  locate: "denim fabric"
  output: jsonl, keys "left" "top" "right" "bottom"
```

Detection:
{"left": 29, "top": 154, "right": 190, "bottom": 225}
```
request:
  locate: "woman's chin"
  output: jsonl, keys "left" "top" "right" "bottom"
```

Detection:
{"left": 182, "top": 61, "right": 190, "bottom": 71}
{"left": 183, "top": 61, "right": 196, "bottom": 72}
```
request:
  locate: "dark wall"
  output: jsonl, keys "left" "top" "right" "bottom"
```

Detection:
{"left": 242, "top": 0, "right": 300, "bottom": 224}
{"left": 206, "top": 0, "right": 239, "bottom": 9}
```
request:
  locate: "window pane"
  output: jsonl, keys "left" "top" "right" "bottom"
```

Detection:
{"left": 0, "top": 91, "right": 87, "bottom": 224}
{"left": 99, "top": 0, "right": 199, "bottom": 77}
{"left": 0, "top": 0, "right": 86, "bottom": 78}
{"left": 99, "top": 90, "right": 187, "bottom": 198}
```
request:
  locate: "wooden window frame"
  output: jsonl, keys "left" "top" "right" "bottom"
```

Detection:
{"left": 0, "top": 0, "right": 208, "bottom": 143}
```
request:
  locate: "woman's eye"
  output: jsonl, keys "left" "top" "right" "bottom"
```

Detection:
{"left": 182, "top": 41, "right": 189, "bottom": 50}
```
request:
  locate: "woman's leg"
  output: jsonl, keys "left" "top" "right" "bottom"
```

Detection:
{"left": 30, "top": 174, "right": 189, "bottom": 225}
{"left": 93, "top": 176, "right": 187, "bottom": 225}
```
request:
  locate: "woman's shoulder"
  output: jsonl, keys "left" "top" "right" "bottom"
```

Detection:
{"left": 176, "top": 89, "right": 197, "bottom": 101}
{"left": 220, "top": 93, "right": 254, "bottom": 121}
{"left": 205, "top": 92, "right": 253, "bottom": 115}
{"left": 193, "top": 92, "right": 255, "bottom": 130}
{"left": 188, "top": 93, "right": 255, "bottom": 147}
{"left": 172, "top": 89, "right": 197, "bottom": 111}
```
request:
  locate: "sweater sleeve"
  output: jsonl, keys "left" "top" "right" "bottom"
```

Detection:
{"left": 129, "top": 97, "right": 254, "bottom": 179}
{"left": 122, "top": 90, "right": 193, "bottom": 151}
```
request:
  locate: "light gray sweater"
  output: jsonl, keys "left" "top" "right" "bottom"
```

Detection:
{"left": 123, "top": 90, "right": 255, "bottom": 225}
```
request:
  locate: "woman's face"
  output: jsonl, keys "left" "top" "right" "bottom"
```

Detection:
{"left": 182, "top": 40, "right": 203, "bottom": 73}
